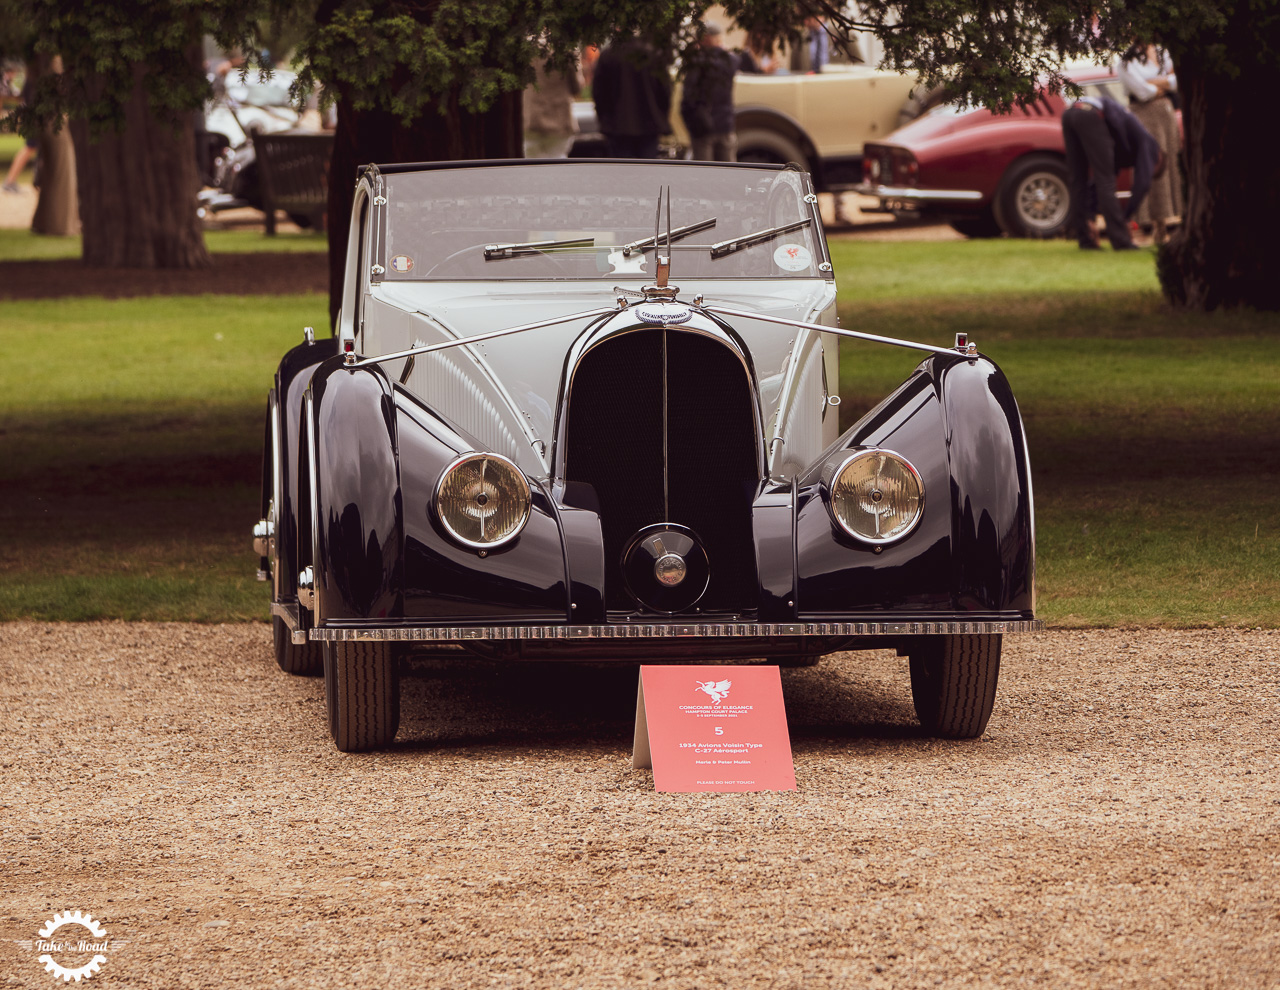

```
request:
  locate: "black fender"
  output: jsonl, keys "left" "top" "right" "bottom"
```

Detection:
{"left": 794, "top": 354, "right": 1035, "bottom": 617}
{"left": 306, "top": 358, "right": 403, "bottom": 622}
{"left": 395, "top": 387, "right": 572, "bottom": 622}
{"left": 264, "top": 334, "right": 330, "bottom": 605}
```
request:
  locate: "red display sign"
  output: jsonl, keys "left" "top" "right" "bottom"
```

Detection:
{"left": 632, "top": 665, "right": 796, "bottom": 792}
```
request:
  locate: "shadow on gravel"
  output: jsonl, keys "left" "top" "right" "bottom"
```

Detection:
{"left": 393, "top": 653, "right": 926, "bottom": 750}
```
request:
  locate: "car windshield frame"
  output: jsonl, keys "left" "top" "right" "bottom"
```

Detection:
{"left": 373, "top": 160, "right": 832, "bottom": 282}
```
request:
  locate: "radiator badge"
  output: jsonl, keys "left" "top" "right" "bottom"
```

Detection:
{"left": 635, "top": 303, "right": 693, "bottom": 326}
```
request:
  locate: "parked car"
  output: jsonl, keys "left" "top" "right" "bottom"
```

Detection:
{"left": 198, "top": 69, "right": 326, "bottom": 227}
{"left": 570, "top": 66, "right": 920, "bottom": 191}
{"left": 253, "top": 159, "right": 1040, "bottom": 751}
{"left": 857, "top": 68, "right": 1134, "bottom": 238}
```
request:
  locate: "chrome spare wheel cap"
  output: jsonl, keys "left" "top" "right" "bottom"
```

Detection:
{"left": 622, "top": 523, "right": 709, "bottom": 613}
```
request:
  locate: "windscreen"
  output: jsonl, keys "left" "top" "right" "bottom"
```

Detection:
{"left": 380, "top": 162, "right": 825, "bottom": 280}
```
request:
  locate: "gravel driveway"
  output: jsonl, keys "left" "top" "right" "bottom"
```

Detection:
{"left": 2, "top": 623, "right": 1277, "bottom": 989}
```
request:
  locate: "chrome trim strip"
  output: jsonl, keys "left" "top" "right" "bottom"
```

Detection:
{"left": 704, "top": 306, "right": 962, "bottom": 358}
{"left": 853, "top": 182, "right": 984, "bottom": 203}
{"left": 345, "top": 307, "right": 619, "bottom": 369}
{"left": 310, "top": 619, "right": 1043, "bottom": 642}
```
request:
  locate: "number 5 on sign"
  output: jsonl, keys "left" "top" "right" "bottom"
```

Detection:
{"left": 632, "top": 664, "right": 796, "bottom": 793}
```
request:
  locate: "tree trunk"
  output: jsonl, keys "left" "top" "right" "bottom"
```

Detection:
{"left": 325, "top": 89, "right": 523, "bottom": 325}
{"left": 27, "top": 55, "right": 79, "bottom": 237}
{"left": 30, "top": 116, "right": 79, "bottom": 237}
{"left": 1159, "top": 27, "right": 1278, "bottom": 310}
{"left": 69, "top": 61, "right": 209, "bottom": 269}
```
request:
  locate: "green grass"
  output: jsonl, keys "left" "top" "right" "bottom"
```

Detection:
{"left": 0, "top": 132, "right": 28, "bottom": 169}
{"left": 0, "top": 294, "right": 329, "bottom": 621}
{"left": 0, "top": 227, "right": 326, "bottom": 260}
{"left": 1, "top": 236, "right": 1277, "bottom": 626}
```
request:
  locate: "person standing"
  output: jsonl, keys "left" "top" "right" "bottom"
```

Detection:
{"left": 592, "top": 35, "right": 672, "bottom": 159}
{"left": 1116, "top": 45, "right": 1182, "bottom": 243}
{"left": 1061, "top": 94, "right": 1163, "bottom": 251}
{"left": 805, "top": 16, "right": 829, "bottom": 73}
{"left": 523, "top": 57, "right": 582, "bottom": 160}
{"left": 680, "top": 22, "right": 738, "bottom": 162}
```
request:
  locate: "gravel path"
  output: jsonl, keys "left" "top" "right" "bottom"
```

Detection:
{"left": 2, "top": 623, "right": 1277, "bottom": 989}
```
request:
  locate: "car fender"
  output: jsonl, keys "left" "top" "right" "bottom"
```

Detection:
{"left": 394, "top": 386, "right": 573, "bottom": 623}
{"left": 793, "top": 354, "right": 1034, "bottom": 617}
{"left": 306, "top": 357, "right": 403, "bottom": 622}
{"left": 267, "top": 333, "right": 330, "bottom": 603}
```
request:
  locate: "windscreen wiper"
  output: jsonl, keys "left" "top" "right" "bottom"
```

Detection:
{"left": 484, "top": 236, "right": 594, "bottom": 260}
{"left": 710, "top": 218, "right": 811, "bottom": 259}
{"left": 620, "top": 217, "right": 717, "bottom": 257}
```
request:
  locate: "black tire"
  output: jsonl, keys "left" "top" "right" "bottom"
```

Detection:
{"left": 949, "top": 210, "right": 1003, "bottom": 238}
{"left": 324, "top": 640, "right": 400, "bottom": 752}
{"left": 908, "top": 634, "right": 1002, "bottom": 739}
{"left": 735, "top": 128, "right": 809, "bottom": 171}
{"left": 273, "top": 615, "right": 323, "bottom": 676}
{"left": 992, "top": 154, "right": 1070, "bottom": 238}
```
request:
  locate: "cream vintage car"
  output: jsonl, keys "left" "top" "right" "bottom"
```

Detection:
{"left": 572, "top": 66, "right": 919, "bottom": 193}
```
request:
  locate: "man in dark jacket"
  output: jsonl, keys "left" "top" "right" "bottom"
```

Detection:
{"left": 1061, "top": 94, "right": 1166, "bottom": 250}
{"left": 593, "top": 36, "right": 672, "bottom": 159}
{"left": 680, "top": 22, "right": 738, "bottom": 161}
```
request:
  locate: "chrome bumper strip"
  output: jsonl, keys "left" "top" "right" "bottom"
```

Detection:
{"left": 310, "top": 619, "right": 1042, "bottom": 642}
{"left": 853, "top": 182, "right": 984, "bottom": 203}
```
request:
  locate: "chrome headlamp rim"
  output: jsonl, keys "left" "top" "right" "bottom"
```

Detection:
{"left": 433, "top": 451, "right": 532, "bottom": 550}
{"left": 824, "top": 446, "right": 925, "bottom": 545}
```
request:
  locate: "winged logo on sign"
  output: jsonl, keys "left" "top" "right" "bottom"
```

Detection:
{"left": 696, "top": 679, "right": 732, "bottom": 704}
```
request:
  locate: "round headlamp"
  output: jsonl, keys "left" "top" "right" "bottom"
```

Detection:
{"left": 825, "top": 448, "right": 924, "bottom": 544}
{"left": 435, "top": 453, "right": 531, "bottom": 549}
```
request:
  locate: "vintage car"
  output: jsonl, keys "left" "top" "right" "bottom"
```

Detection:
{"left": 253, "top": 159, "right": 1039, "bottom": 752}
{"left": 856, "top": 67, "right": 1136, "bottom": 238}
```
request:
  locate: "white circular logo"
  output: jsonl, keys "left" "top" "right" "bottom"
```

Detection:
{"left": 635, "top": 303, "right": 693, "bottom": 325}
{"left": 34, "top": 911, "right": 113, "bottom": 982}
{"left": 773, "top": 243, "right": 813, "bottom": 272}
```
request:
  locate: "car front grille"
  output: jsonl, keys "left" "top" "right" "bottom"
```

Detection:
{"left": 564, "top": 328, "right": 760, "bottom": 614}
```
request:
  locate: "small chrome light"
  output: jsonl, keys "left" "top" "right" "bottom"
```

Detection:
{"left": 824, "top": 448, "right": 924, "bottom": 544}
{"left": 435, "top": 453, "right": 531, "bottom": 550}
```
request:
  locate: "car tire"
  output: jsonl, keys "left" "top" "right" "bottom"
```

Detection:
{"left": 324, "top": 640, "right": 400, "bottom": 752}
{"left": 273, "top": 615, "right": 323, "bottom": 676}
{"left": 735, "top": 128, "right": 809, "bottom": 171}
{"left": 993, "top": 154, "right": 1070, "bottom": 238}
{"left": 949, "top": 210, "right": 1003, "bottom": 238}
{"left": 908, "top": 634, "right": 1002, "bottom": 739}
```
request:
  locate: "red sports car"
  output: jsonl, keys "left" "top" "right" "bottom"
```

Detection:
{"left": 857, "top": 68, "right": 1137, "bottom": 238}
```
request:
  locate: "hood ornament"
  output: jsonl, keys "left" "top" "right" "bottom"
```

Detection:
{"left": 642, "top": 186, "right": 680, "bottom": 302}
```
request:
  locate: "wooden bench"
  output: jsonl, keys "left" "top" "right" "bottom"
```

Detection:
{"left": 254, "top": 132, "right": 334, "bottom": 235}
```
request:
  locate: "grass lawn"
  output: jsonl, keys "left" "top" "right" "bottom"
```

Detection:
{"left": 0, "top": 227, "right": 327, "bottom": 260}
{"left": 1, "top": 294, "right": 330, "bottom": 621}
{"left": 1, "top": 236, "right": 1276, "bottom": 626}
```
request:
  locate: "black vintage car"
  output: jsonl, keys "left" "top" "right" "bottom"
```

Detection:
{"left": 254, "top": 159, "right": 1039, "bottom": 751}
